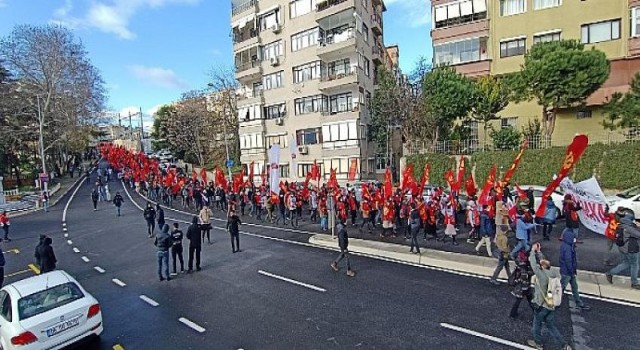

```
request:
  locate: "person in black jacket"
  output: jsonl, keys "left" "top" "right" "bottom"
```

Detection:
{"left": 143, "top": 203, "right": 156, "bottom": 238}
{"left": 186, "top": 216, "right": 202, "bottom": 272}
{"left": 330, "top": 219, "right": 355, "bottom": 277}
{"left": 91, "top": 188, "right": 99, "bottom": 211}
{"left": 34, "top": 234, "right": 46, "bottom": 268}
{"left": 113, "top": 192, "right": 124, "bottom": 217}
{"left": 170, "top": 223, "right": 184, "bottom": 275}
{"left": 35, "top": 237, "right": 57, "bottom": 273}
{"left": 154, "top": 224, "right": 172, "bottom": 281}
{"left": 227, "top": 210, "right": 242, "bottom": 253}
{"left": 156, "top": 203, "right": 165, "bottom": 230}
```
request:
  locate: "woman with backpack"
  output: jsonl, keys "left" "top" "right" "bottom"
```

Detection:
{"left": 509, "top": 250, "right": 534, "bottom": 318}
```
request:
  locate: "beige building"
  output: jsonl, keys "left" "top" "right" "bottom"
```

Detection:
{"left": 431, "top": 0, "right": 640, "bottom": 148}
{"left": 231, "top": 0, "right": 395, "bottom": 184}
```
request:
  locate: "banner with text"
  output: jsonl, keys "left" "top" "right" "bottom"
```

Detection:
{"left": 560, "top": 176, "right": 609, "bottom": 235}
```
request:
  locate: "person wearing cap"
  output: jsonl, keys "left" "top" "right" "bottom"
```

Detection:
{"left": 605, "top": 208, "right": 640, "bottom": 289}
{"left": 563, "top": 194, "right": 582, "bottom": 239}
{"left": 510, "top": 208, "right": 539, "bottom": 259}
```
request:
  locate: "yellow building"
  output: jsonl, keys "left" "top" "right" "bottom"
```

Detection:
{"left": 431, "top": 0, "right": 640, "bottom": 147}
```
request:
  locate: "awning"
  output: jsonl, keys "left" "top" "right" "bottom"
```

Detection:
{"left": 257, "top": 5, "right": 279, "bottom": 16}
{"left": 232, "top": 13, "right": 255, "bottom": 29}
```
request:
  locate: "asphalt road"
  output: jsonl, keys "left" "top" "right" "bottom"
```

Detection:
{"left": 2, "top": 164, "right": 639, "bottom": 350}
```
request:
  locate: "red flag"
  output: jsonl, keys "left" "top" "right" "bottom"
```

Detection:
{"left": 605, "top": 213, "right": 618, "bottom": 240}
{"left": 164, "top": 172, "right": 174, "bottom": 187}
{"left": 191, "top": 170, "right": 198, "bottom": 182}
{"left": 279, "top": 180, "right": 287, "bottom": 194}
{"left": 260, "top": 165, "right": 266, "bottom": 185}
{"left": 216, "top": 167, "right": 227, "bottom": 189}
{"left": 200, "top": 167, "right": 208, "bottom": 184}
{"left": 248, "top": 161, "right": 255, "bottom": 183}
{"left": 456, "top": 157, "right": 466, "bottom": 191}
{"left": 232, "top": 168, "right": 245, "bottom": 192}
{"left": 383, "top": 168, "right": 392, "bottom": 200}
{"left": 347, "top": 159, "right": 358, "bottom": 182}
{"left": 444, "top": 169, "right": 456, "bottom": 191}
{"left": 310, "top": 160, "right": 319, "bottom": 180}
{"left": 362, "top": 183, "right": 371, "bottom": 201}
{"left": 478, "top": 165, "right": 497, "bottom": 206}
{"left": 535, "top": 135, "right": 589, "bottom": 217}
{"left": 419, "top": 163, "right": 430, "bottom": 194}
{"left": 328, "top": 168, "right": 338, "bottom": 189}
{"left": 401, "top": 164, "right": 415, "bottom": 192}
{"left": 465, "top": 175, "right": 476, "bottom": 197}
{"left": 502, "top": 139, "right": 529, "bottom": 185}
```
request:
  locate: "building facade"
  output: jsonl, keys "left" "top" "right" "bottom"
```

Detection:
{"left": 431, "top": 0, "right": 640, "bottom": 147}
{"left": 231, "top": 0, "right": 394, "bottom": 184}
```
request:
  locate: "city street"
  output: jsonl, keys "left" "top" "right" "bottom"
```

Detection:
{"left": 0, "top": 165, "right": 637, "bottom": 350}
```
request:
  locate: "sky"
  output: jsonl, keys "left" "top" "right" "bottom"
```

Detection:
{"left": 0, "top": 0, "right": 431, "bottom": 131}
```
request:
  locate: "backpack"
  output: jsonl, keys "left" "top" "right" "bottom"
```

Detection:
{"left": 534, "top": 274, "right": 562, "bottom": 308}
{"left": 615, "top": 227, "right": 626, "bottom": 247}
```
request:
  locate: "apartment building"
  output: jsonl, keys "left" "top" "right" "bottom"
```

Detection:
{"left": 231, "top": 0, "right": 394, "bottom": 184}
{"left": 431, "top": 0, "right": 640, "bottom": 146}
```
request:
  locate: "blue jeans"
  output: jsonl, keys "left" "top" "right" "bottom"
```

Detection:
{"left": 532, "top": 307, "right": 565, "bottom": 345}
{"left": 561, "top": 274, "right": 584, "bottom": 307}
{"left": 43, "top": 200, "right": 49, "bottom": 212}
{"left": 157, "top": 250, "right": 169, "bottom": 279}
{"left": 510, "top": 239, "right": 530, "bottom": 258}
{"left": 320, "top": 217, "right": 328, "bottom": 230}
{"left": 608, "top": 252, "right": 639, "bottom": 286}
{"left": 116, "top": 206, "right": 121, "bottom": 216}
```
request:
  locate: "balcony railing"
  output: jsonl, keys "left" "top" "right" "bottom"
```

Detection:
{"left": 371, "top": 14, "right": 383, "bottom": 30}
{"left": 319, "top": 28, "right": 355, "bottom": 46}
{"left": 320, "top": 68, "right": 355, "bottom": 82}
{"left": 316, "top": 0, "right": 348, "bottom": 12}
{"left": 237, "top": 89, "right": 263, "bottom": 100}
{"left": 235, "top": 60, "right": 259, "bottom": 73}
{"left": 233, "top": 29, "right": 258, "bottom": 44}
{"left": 232, "top": 0, "right": 256, "bottom": 16}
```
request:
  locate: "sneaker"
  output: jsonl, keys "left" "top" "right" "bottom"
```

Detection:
{"left": 632, "top": 284, "right": 640, "bottom": 290}
{"left": 159, "top": 277, "right": 164, "bottom": 281}
{"left": 196, "top": 267, "right": 201, "bottom": 271}
{"left": 562, "top": 345, "right": 573, "bottom": 350}
{"left": 166, "top": 277, "right": 171, "bottom": 281}
{"left": 475, "top": 250, "right": 481, "bottom": 255}
{"left": 527, "top": 340, "right": 543, "bottom": 350}
{"left": 489, "top": 279, "right": 500, "bottom": 285}
{"left": 170, "top": 273, "right": 177, "bottom": 276}
{"left": 605, "top": 274, "right": 613, "bottom": 284}
{"left": 330, "top": 262, "right": 339, "bottom": 272}
{"left": 346, "top": 270, "right": 356, "bottom": 277}
{"left": 578, "top": 304, "right": 591, "bottom": 311}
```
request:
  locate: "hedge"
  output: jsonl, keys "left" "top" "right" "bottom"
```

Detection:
{"left": 408, "top": 142, "right": 640, "bottom": 191}
{"left": 408, "top": 153, "right": 472, "bottom": 187}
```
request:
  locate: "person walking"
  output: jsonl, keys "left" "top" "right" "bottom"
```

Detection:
{"left": 154, "top": 224, "right": 172, "bottom": 281}
{"left": 42, "top": 191, "right": 49, "bottom": 213}
{"left": 510, "top": 210, "right": 538, "bottom": 259}
{"left": 559, "top": 228, "right": 591, "bottom": 309}
{"left": 34, "top": 234, "right": 46, "bottom": 268}
{"left": 509, "top": 251, "right": 535, "bottom": 319}
{"left": 490, "top": 215, "right": 512, "bottom": 285}
{"left": 475, "top": 205, "right": 494, "bottom": 257}
{"left": 113, "top": 192, "right": 124, "bottom": 217}
{"left": 542, "top": 197, "right": 557, "bottom": 241}
{"left": 156, "top": 204, "right": 165, "bottom": 231}
{"left": 605, "top": 208, "right": 640, "bottom": 289}
{"left": 227, "top": 210, "right": 242, "bottom": 253}
{"left": 143, "top": 203, "right": 156, "bottom": 238}
{"left": 199, "top": 205, "right": 213, "bottom": 245}
{"left": 330, "top": 218, "right": 355, "bottom": 277}
{"left": 35, "top": 236, "right": 57, "bottom": 274}
{"left": 170, "top": 223, "right": 184, "bottom": 275}
{"left": 409, "top": 203, "right": 421, "bottom": 254}
{"left": 186, "top": 216, "right": 202, "bottom": 272}
{"left": 91, "top": 188, "right": 99, "bottom": 211}
{"left": 563, "top": 194, "right": 582, "bottom": 239}
{"left": 0, "top": 211, "right": 10, "bottom": 242}
{"left": 527, "top": 243, "right": 573, "bottom": 350}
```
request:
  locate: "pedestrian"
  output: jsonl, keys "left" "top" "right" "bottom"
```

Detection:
{"left": 156, "top": 203, "right": 165, "bottom": 230}
{"left": 475, "top": 205, "right": 494, "bottom": 257}
{"left": 34, "top": 234, "right": 46, "bottom": 268}
{"left": 42, "top": 191, "right": 49, "bottom": 213}
{"left": 559, "top": 228, "right": 591, "bottom": 310}
{"left": 330, "top": 218, "right": 356, "bottom": 277}
{"left": 409, "top": 203, "right": 421, "bottom": 254}
{"left": 510, "top": 210, "right": 538, "bottom": 259}
{"left": 509, "top": 250, "right": 534, "bottom": 319}
{"left": 91, "top": 188, "right": 99, "bottom": 211}
{"left": 155, "top": 224, "right": 172, "bottom": 281}
{"left": 35, "top": 236, "right": 57, "bottom": 274}
{"left": 527, "top": 243, "right": 573, "bottom": 350}
{"left": 143, "top": 203, "right": 156, "bottom": 238}
{"left": 199, "top": 205, "right": 213, "bottom": 244}
{"left": 605, "top": 208, "right": 640, "bottom": 289}
{"left": 563, "top": 194, "right": 582, "bottom": 239}
{"left": 490, "top": 213, "right": 512, "bottom": 285}
{"left": 113, "top": 191, "right": 124, "bottom": 217}
{"left": 466, "top": 196, "right": 480, "bottom": 243}
{"left": 0, "top": 211, "right": 10, "bottom": 241}
{"left": 227, "top": 210, "right": 242, "bottom": 253}
{"left": 170, "top": 223, "right": 185, "bottom": 276}
{"left": 186, "top": 216, "right": 202, "bottom": 272}
{"left": 542, "top": 197, "right": 557, "bottom": 241}
{"left": 359, "top": 198, "right": 373, "bottom": 234}
{"left": 440, "top": 202, "right": 458, "bottom": 245}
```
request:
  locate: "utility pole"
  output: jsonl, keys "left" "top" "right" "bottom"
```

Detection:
{"left": 128, "top": 111, "right": 133, "bottom": 140}
{"left": 139, "top": 107, "right": 144, "bottom": 152}
{"left": 36, "top": 95, "right": 47, "bottom": 196}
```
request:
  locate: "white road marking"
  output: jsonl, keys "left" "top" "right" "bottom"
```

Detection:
{"left": 139, "top": 295, "right": 159, "bottom": 307}
{"left": 440, "top": 323, "right": 536, "bottom": 350}
{"left": 72, "top": 247, "right": 80, "bottom": 253}
{"left": 94, "top": 266, "right": 105, "bottom": 273}
{"left": 179, "top": 317, "right": 206, "bottom": 333}
{"left": 64, "top": 233, "right": 68, "bottom": 238}
{"left": 67, "top": 240, "right": 73, "bottom": 245}
{"left": 81, "top": 256, "right": 90, "bottom": 262}
{"left": 63, "top": 227, "right": 67, "bottom": 232}
{"left": 62, "top": 174, "right": 87, "bottom": 222}
{"left": 258, "top": 270, "right": 326, "bottom": 293}
{"left": 112, "top": 278, "right": 126, "bottom": 287}
{"left": 62, "top": 222, "right": 66, "bottom": 227}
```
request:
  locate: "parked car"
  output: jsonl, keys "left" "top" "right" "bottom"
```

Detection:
{"left": 607, "top": 186, "right": 640, "bottom": 219}
{"left": 0, "top": 270, "right": 102, "bottom": 349}
{"left": 512, "top": 185, "right": 564, "bottom": 217}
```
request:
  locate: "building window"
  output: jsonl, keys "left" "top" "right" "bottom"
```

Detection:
{"left": 238, "top": 105, "right": 263, "bottom": 122}
{"left": 239, "top": 133, "right": 264, "bottom": 150}
{"left": 329, "top": 92, "right": 353, "bottom": 114}
{"left": 266, "top": 134, "right": 288, "bottom": 148}
{"left": 258, "top": 8, "right": 281, "bottom": 31}
{"left": 290, "top": 0, "right": 316, "bottom": 18}
{"left": 294, "top": 94, "right": 327, "bottom": 115}
{"left": 581, "top": 19, "right": 621, "bottom": 44}
{"left": 533, "top": 0, "right": 560, "bottom": 10}
{"left": 533, "top": 31, "right": 561, "bottom": 44}
{"left": 361, "top": 23, "right": 369, "bottom": 42}
{"left": 576, "top": 110, "right": 592, "bottom": 119}
{"left": 325, "top": 58, "right": 351, "bottom": 77}
{"left": 298, "top": 164, "right": 313, "bottom": 178}
{"left": 263, "top": 71, "right": 283, "bottom": 90}
{"left": 261, "top": 41, "right": 283, "bottom": 61}
{"left": 264, "top": 103, "right": 286, "bottom": 119}
{"left": 319, "top": 25, "right": 355, "bottom": 45}
{"left": 501, "top": 117, "right": 518, "bottom": 129}
{"left": 434, "top": 37, "right": 488, "bottom": 65}
{"left": 375, "top": 154, "right": 389, "bottom": 171}
{"left": 323, "top": 158, "right": 355, "bottom": 174}
{"left": 291, "top": 27, "right": 319, "bottom": 52}
{"left": 632, "top": 8, "right": 640, "bottom": 37}
{"left": 500, "top": 38, "right": 526, "bottom": 58}
{"left": 358, "top": 53, "right": 370, "bottom": 76}
{"left": 433, "top": 0, "right": 487, "bottom": 29}
{"left": 322, "top": 121, "right": 358, "bottom": 142}
{"left": 293, "top": 61, "right": 322, "bottom": 83}
{"left": 296, "top": 128, "right": 322, "bottom": 145}
{"left": 500, "top": 0, "right": 526, "bottom": 16}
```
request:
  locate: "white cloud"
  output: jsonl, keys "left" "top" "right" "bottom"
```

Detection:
{"left": 0, "top": 0, "right": 7, "bottom": 8}
{"left": 128, "top": 64, "right": 189, "bottom": 90}
{"left": 385, "top": 0, "right": 430, "bottom": 27}
{"left": 146, "top": 104, "right": 163, "bottom": 117}
{"left": 52, "top": 0, "right": 200, "bottom": 40}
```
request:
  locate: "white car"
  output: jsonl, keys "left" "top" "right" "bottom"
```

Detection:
{"left": 0, "top": 271, "right": 102, "bottom": 350}
{"left": 512, "top": 185, "right": 565, "bottom": 217}
{"left": 607, "top": 186, "right": 640, "bottom": 219}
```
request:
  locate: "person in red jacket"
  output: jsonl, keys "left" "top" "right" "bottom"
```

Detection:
{"left": 382, "top": 199, "right": 395, "bottom": 239}
{"left": 348, "top": 194, "right": 357, "bottom": 226}
{"left": 0, "top": 211, "right": 10, "bottom": 241}
{"left": 359, "top": 198, "right": 373, "bottom": 233}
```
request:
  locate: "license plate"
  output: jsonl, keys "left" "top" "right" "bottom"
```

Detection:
{"left": 45, "top": 316, "right": 80, "bottom": 337}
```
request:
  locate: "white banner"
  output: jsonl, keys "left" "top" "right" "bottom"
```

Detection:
{"left": 289, "top": 135, "right": 298, "bottom": 182}
{"left": 268, "top": 143, "right": 281, "bottom": 194}
{"left": 560, "top": 176, "right": 609, "bottom": 235}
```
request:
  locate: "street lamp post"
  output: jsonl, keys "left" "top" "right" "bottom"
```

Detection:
{"left": 36, "top": 95, "right": 48, "bottom": 196}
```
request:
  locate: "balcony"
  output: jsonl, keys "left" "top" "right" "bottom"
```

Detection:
{"left": 232, "top": 28, "right": 259, "bottom": 51}
{"left": 231, "top": 0, "right": 256, "bottom": 18}
{"left": 237, "top": 89, "right": 264, "bottom": 107}
{"left": 318, "top": 69, "right": 357, "bottom": 91}
{"left": 320, "top": 104, "right": 359, "bottom": 117}
{"left": 317, "top": 29, "right": 356, "bottom": 58}
{"left": 372, "top": 43, "right": 384, "bottom": 65}
{"left": 316, "top": 0, "right": 354, "bottom": 21}
{"left": 371, "top": 14, "right": 382, "bottom": 36}
{"left": 235, "top": 60, "right": 262, "bottom": 81}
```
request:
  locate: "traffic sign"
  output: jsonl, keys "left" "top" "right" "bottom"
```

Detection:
{"left": 226, "top": 159, "right": 234, "bottom": 168}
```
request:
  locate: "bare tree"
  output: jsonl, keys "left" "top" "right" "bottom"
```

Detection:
{"left": 207, "top": 65, "right": 240, "bottom": 164}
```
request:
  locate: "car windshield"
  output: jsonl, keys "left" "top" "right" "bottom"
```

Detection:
{"left": 18, "top": 282, "right": 85, "bottom": 320}
{"left": 617, "top": 186, "right": 640, "bottom": 199}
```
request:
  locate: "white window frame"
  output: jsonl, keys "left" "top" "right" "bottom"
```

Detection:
{"left": 632, "top": 7, "right": 640, "bottom": 37}
{"left": 533, "top": 0, "right": 561, "bottom": 10}
{"left": 533, "top": 30, "right": 561, "bottom": 44}
{"left": 291, "top": 27, "right": 319, "bottom": 52}
{"left": 499, "top": 36, "right": 526, "bottom": 58}
{"left": 290, "top": 0, "right": 316, "bottom": 18}
{"left": 500, "top": 0, "right": 526, "bottom": 17}
{"left": 261, "top": 40, "right": 283, "bottom": 61}
{"left": 263, "top": 71, "right": 284, "bottom": 90}
{"left": 500, "top": 117, "right": 518, "bottom": 129}
{"left": 581, "top": 19, "right": 621, "bottom": 44}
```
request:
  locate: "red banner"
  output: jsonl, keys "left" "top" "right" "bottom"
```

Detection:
{"left": 502, "top": 140, "right": 528, "bottom": 185}
{"left": 401, "top": 164, "right": 415, "bottom": 192}
{"left": 347, "top": 159, "right": 358, "bottom": 182}
{"left": 465, "top": 175, "right": 476, "bottom": 197}
{"left": 328, "top": 168, "right": 338, "bottom": 189}
{"left": 478, "top": 165, "right": 497, "bottom": 206}
{"left": 200, "top": 167, "right": 208, "bottom": 184}
{"left": 215, "top": 167, "right": 227, "bottom": 189}
{"left": 191, "top": 170, "right": 198, "bottom": 182}
{"left": 605, "top": 213, "right": 618, "bottom": 240}
{"left": 383, "top": 168, "right": 392, "bottom": 200}
{"left": 444, "top": 169, "right": 455, "bottom": 191}
{"left": 535, "top": 134, "right": 589, "bottom": 217}
{"left": 456, "top": 157, "right": 466, "bottom": 191}
{"left": 514, "top": 183, "right": 527, "bottom": 199}
{"left": 419, "top": 163, "right": 430, "bottom": 194}
{"left": 248, "top": 161, "right": 255, "bottom": 183}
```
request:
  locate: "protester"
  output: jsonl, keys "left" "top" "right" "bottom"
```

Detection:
{"left": 170, "top": 223, "right": 184, "bottom": 275}
{"left": 510, "top": 211, "right": 538, "bottom": 259}
{"left": 330, "top": 218, "right": 355, "bottom": 277}
{"left": 409, "top": 203, "right": 421, "bottom": 254}
{"left": 475, "top": 204, "right": 493, "bottom": 256}
{"left": 156, "top": 203, "right": 165, "bottom": 230}
{"left": 35, "top": 236, "right": 57, "bottom": 273}
{"left": 0, "top": 211, "right": 10, "bottom": 241}
{"left": 605, "top": 208, "right": 640, "bottom": 289}
{"left": 199, "top": 205, "right": 213, "bottom": 244}
{"left": 186, "top": 216, "right": 202, "bottom": 272}
{"left": 509, "top": 250, "right": 534, "bottom": 319}
{"left": 227, "top": 210, "right": 242, "bottom": 253}
{"left": 563, "top": 194, "right": 582, "bottom": 239}
{"left": 143, "top": 203, "right": 156, "bottom": 238}
{"left": 490, "top": 212, "right": 511, "bottom": 285}
{"left": 559, "top": 228, "right": 591, "bottom": 310}
{"left": 113, "top": 191, "right": 124, "bottom": 217}
{"left": 91, "top": 188, "right": 99, "bottom": 211}
{"left": 155, "top": 224, "right": 172, "bottom": 281}
{"left": 542, "top": 197, "right": 557, "bottom": 241}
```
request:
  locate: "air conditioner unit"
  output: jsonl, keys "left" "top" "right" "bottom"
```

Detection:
{"left": 270, "top": 57, "right": 280, "bottom": 66}
{"left": 297, "top": 145, "right": 308, "bottom": 154}
{"left": 272, "top": 24, "right": 282, "bottom": 34}
{"left": 275, "top": 117, "right": 284, "bottom": 125}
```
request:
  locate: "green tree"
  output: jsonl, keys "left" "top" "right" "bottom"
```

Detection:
{"left": 513, "top": 40, "right": 609, "bottom": 138}
{"left": 603, "top": 72, "right": 640, "bottom": 131}
{"left": 470, "top": 75, "right": 510, "bottom": 149}
{"left": 150, "top": 104, "right": 174, "bottom": 152}
{"left": 490, "top": 126, "right": 522, "bottom": 151}
{"left": 370, "top": 66, "right": 410, "bottom": 147}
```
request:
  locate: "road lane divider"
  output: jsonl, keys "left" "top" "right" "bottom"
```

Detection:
{"left": 81, "top": 256, "right": 90, "bottom": 262}
{"left": 64, "top": 233, "right": 69, "bottom": 238}
{"left": 28, "top": 263, "right": 40, "bottom": 275}
{"left": 67, "top": 240, "right": 73, "bottom": 245}
{"left": 258, "top": 270, "right": 326, "bottom": 293}
{"left": 112, "top": 278, "right": 126, "bottom": 287}
{"left": 178, "top": 317, "right": 206, "bottom": 333}
{"left": 4, "top": 269, "right": 31, "bottom": 278}
{"left": 62, "top": 174, "right": 86, "bottom": 222}
{"left": 139, "top": 295, "right": 159, "bottom": 307}
{"left": 113, "top": 344, "right": 125, "bottom": 350}
{"left": 2, "top": 249, "right": 19, "bottom": 254}
{"left": 73, "top": 247, "right": 80, "bottom": 253}
{"left": 440, "top": 323, "right": 535, "bottom": 350}
{"left": 94, "top": 266, "right": 106, "bottom": 273}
